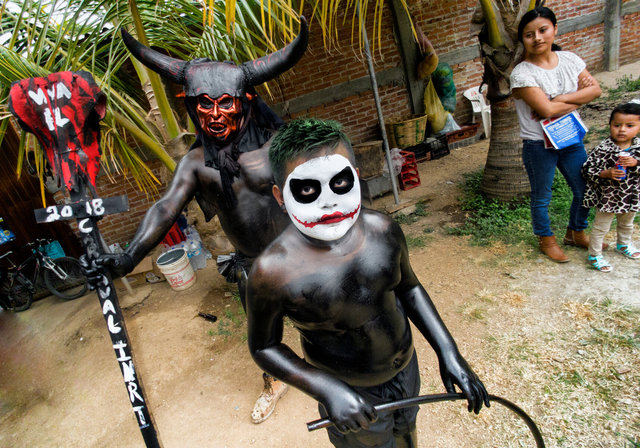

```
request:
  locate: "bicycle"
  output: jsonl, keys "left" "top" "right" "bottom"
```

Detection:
{"left": 0, "top": 239, "right": 88, "bottom": 312}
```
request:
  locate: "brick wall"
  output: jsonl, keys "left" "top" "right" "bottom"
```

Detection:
{"left": 271, "top": 0, "right": 628, "bottom": 140}
{"left": 271, "top": 6, "right": 408, "bottom": 143}
{"left": 92, "top": 1, "right": 640, "bottom": 247}
{"left": 55, "top": 160, "right": 169, "bottom": 248}
{"left": 620, "top": 12, "right": 640, "bottom": 65}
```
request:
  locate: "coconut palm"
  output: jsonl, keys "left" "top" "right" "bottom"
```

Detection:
{"left": 1, "top": 0, "right": 411, "bottom": 205}
{"left": 473, "top": 0, "right": 540, "bottom": 200}
{"left": 0, "top": 0, "right": 304, "bottom": 202}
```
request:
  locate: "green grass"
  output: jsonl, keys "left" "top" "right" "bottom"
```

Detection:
{"left": 448, "top": 170, "right": 606, "bottom": 247}
{"left": 583, "top": 125, "right": 610, "bottom": 144}
{"left": 405, "top": 235, "right": 427, "bottom": 248}
{"left": 605, "top": 74, "right": 640, "bottom": 100}
{"left": 446, "top": 170, "right": 534, "bottom": 246}
{"left": 393, "top": 201, "right": 429, "bottom": 225}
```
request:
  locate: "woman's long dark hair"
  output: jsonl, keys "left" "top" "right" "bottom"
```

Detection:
{"left": 517, "top": 6, "right": 561, "bottom": 51}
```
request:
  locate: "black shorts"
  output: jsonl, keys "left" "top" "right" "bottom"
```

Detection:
{"left": 318, "top": 351, "right": 420, "bottom": 448}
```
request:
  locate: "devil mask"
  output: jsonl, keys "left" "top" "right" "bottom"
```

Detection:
{"left": 122, "top": 18, "right": 307, "bottom": 207}
{"left": 194, "top": 93, "right": 243, "bottom": 142}
{"left": 283, "top": 154, "right": 361, "bottom": 241}
{"left": 121, "top": 17, "right": 308, "bottom": 104}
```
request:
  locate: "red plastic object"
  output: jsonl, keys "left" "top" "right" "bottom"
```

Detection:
{"left": 398, "top": 151, "right": 421, "bottom": 190}
{"left": 162, "top": 222, "right": 185, "bottom": 247}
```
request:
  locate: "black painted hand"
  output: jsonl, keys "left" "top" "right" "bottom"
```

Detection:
{"left": 322, "top": 387, "right": 377, "bottom": 434}
{"left": 439, "top": 352, "right": 490, "bottom": 414}
{"left": 80, "top": 253, "right": 134, "bottom": 289}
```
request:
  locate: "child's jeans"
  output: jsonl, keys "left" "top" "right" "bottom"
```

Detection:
{"left": 588, "top": 210, "right": 637, "bottom": 256}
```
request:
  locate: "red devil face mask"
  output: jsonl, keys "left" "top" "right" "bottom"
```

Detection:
{"left": 8, "top": 71, "right": 106, "bottom": 191}
{"left": 195, "top": 93, "right": 243, "bottom": 142}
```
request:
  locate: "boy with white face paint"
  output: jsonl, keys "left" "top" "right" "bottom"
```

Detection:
{"left": 281, "top": 153, "right": 361, "bottom": 241}
{"left": 247, "top": 118, "right": 489, "bottom": 448}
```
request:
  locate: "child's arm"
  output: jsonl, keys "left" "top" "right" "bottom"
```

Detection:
{"left": 391, "top": 222, "right": 489, "bottom": 414}
{"left": 246, "top": 258, "right": 377, "bottom": 434}
{"left": 582, "top": 142, "right": 616, "bottom": 181}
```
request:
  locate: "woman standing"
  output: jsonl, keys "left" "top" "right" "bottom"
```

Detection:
{"left": 510, "top": 7, "right": 601, "bottom": 262}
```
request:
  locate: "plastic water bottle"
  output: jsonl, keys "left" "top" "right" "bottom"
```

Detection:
{"left": 188, "top": 240, "right": 206, "bottom": 270}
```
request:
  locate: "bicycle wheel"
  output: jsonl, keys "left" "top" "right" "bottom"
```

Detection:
{"left": 44, "top": 256, "right": 88, "bottom": 300}
{"left": 5, "top": 273, "right": 34, "bottom": 312}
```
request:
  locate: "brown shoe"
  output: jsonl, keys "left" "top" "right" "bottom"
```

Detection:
{"left": 564, "top": 229, "right": 607, "bottom": 250}
{"left": 539, "top": 235, "right": 569, "bottom": 262}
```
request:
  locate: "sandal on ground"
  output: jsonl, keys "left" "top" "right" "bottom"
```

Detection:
{"left": 589, "top": 255, "right": 612, "bottom": 272}
{"left": 251, "top": 375, "right": 289, "bottom": 424}
{"left": 615, "top": 244, "right": 640, "bottom": 260}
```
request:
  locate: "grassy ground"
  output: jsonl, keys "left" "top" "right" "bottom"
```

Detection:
{"left": 395, "top": 78, "right": 640, "bottom": 446}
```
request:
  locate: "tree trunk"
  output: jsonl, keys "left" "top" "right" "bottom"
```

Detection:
{"left": 480, "top": 96, "right": 530, "bottom": 200}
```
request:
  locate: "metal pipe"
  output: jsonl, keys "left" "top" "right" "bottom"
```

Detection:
{"left": 306, "top": 393, "right": 545, "bottom": 447}
{"left": 357, "top": 4, "right": 400, "bottom": 204}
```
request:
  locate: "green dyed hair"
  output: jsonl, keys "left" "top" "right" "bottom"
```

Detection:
{"left": 269, "top": 118, "right": 353, "bottom": 186}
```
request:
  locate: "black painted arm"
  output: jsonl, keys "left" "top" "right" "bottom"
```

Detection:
{"left": 392, "top": 222, "right": 490, "bottom": 413}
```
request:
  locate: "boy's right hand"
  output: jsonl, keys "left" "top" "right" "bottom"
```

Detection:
{"left": 323, "top": 388, "right": 377, "bottom": 434}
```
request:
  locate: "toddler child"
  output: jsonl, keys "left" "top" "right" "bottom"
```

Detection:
{"left": 582, "top": 102, "right": 640, "bottom": 272}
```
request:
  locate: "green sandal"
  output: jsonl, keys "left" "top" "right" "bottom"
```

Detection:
{"left": 589, "top": 255, "right": 612, "bottom": 272}
{"left": 615, "top": 244, "right": 640, "bottom": 260}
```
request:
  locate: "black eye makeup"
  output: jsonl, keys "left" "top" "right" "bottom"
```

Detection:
{"left": 289, "top": 178, "right": 321, "bottom": 203}
{"left": 330, "top": 167, "right": 354, "bottom": 195}
{"left": 218, "top": 98, "right": 234, "bottom": 109}
{"left": 198, "top": 97, "right": 214, "bottom": 109}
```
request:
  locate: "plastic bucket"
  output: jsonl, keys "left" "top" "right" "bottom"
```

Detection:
{"left": 156, "top": 248, "right": 196, "bottom": 291}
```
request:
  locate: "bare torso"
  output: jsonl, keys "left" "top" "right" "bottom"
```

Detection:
{"left": 252, "top": 209, "right": 415, "bottom": 387}
{"left": 180, "top": 144, "right": 290, "bottom": 258}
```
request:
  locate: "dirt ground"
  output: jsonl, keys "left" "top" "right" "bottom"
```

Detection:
{"left": 1, "top": 66, "right": 639, "bottom": 447}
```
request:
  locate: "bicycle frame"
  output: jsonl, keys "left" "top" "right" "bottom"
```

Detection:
{"left": 13, "top": 251, "right": 42, "bottom": 288}
{"left": 40, "top": 253, "right": 69, "bottom": 281}
{"left": 4, "top": 244, "right": 60, "bottom": 290}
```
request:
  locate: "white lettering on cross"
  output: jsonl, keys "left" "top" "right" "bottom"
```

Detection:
{"left": 127, "top": 381, "right": 144, "bottom": 403}
{"left": 98, "top": 285, "right": 111, "bottom": 300}
{"left": 102, "top": 299, "right": 116, "bottom": 315}
{"left": 132, "top": 406, "right": 147, "bottom": 426}
{"left": 28, "top": 88, "right": 47, "bottom": 105}
{"left": 113, "top": 340, "right": 129, "bottom": 359}
{"left": 121, "top": 359, "right": 136, "bottom": 382}
{"left": 107, "top": 314, "right": 121, "bottom": 334}
{"left": 55, "top": 82, "right": 72, "bottom": 100}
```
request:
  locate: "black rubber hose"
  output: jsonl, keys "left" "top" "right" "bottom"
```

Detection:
{"left": 306, "top": 393, "right": 545, "bottom": 448}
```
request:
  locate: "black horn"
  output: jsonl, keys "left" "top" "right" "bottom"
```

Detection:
{"left": 241, "top": 16, "right": 309, "bottom": 86}
{"left": 121, "top": 29, "right": 188, "bottom": 85}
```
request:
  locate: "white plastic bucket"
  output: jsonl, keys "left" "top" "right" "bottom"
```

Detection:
{"left": 156, "top": 248, "right": 196, "bottom": 291}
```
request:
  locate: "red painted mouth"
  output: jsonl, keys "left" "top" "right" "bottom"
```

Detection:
{"left": 209, "top": 123, "right": 226, "bottom": 132}
{"left": 292, "top": 204, "right": 360, "bottom": 228}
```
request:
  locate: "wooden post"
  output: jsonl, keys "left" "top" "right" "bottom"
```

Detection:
{"left": 604, "top": 0, "right": 621, "bottom": 71}
{"left": 389, "top": 0, "right": 424, "bottom": 115}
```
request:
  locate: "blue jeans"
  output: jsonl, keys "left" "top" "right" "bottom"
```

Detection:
{"left": 522, "top": 140, "right": 589, "bottom": 237}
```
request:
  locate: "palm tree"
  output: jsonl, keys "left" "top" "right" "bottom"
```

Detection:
{"left": 0, "top": 0, "right": 303, "bottom": 202}
{"left": 474, "top": 0, "right": 540, "bottom": 200}
{"left": 1, "top": 0, "right": 411, "bottom": 206}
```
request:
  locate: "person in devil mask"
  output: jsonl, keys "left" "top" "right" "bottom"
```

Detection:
{"left": 88, "top": 17, "right": 308, "bottom": 424}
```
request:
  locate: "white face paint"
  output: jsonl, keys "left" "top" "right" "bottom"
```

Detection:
{"left": 283, "top": 154, "right": 361, "bottom": 241}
